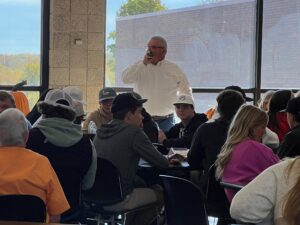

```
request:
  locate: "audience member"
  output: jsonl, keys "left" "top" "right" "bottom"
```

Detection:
{"left": 215, "top": 105, "right": 280, "bottom": 201}
{"left": 277, "top": 97, "right": 300, "bottom": 158}
{"left": 26, "top": 89, "right": 96, "bottom": 222}
{"left": 93, "top": 93, "right": 169, "bottom": 225}
{"left": 230, "top": 157, "right": 300, "bottom": 225}
{"left": 132, "top": 92, "right": 159, "bottom": 143}
{"left": 11, "top": 91, "right": 30, "bottom": 116}
{"left": 0, "top": 90, "right": 32, "bottom": 129}
{"left": 206, "top": 85, "right": 252, "bottom": 121}
{"left": 122, "top": 36, "right": 192, "bottom": 132}
{"left": 158, "top": 94, "right": 207, "bottom": 148}
{"left": 82, "top": 87, "right": 117, "bottom": 133}
{"left": 268, "top": 90, "right": 293, "bottom": 142}
{"left": 258, "top": 90, "right": 275, "bottom": 112}
{"left": 188, "top": 90, "right": 245, "bottom": 171}
{"left": 0, "top": 108, "right": 69, "bottom": 222}
{"left": 26, "top": 89, "right": 52, "bottom": 124}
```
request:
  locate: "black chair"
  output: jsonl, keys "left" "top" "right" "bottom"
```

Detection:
{"left": 205, "top": 165, "right": 235, "bottom": 225}
{"left": 83, "top": 157, "right": 157, "bottom": 225}
{"left": 0, "top": 194, "right": 46, "bottom": 222}
{"left": 160, "top": 175, "right": 209, "bottom": 225}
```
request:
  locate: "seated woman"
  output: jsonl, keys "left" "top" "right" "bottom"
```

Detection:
{"left": 230, "top": 157, "right": 300, "bottom": 225}
{"left": 268, "top": 90, "right": 293, "bottom": 142}
{"left": 277, "top": 97, "right": 300, "bottom": 158}
{"left": 215, "top": 105, "right": 280, "bottom": 201}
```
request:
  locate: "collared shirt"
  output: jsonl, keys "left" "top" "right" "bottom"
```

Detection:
{"left": 122, "top": 59, "right": 192, "bottom": 116}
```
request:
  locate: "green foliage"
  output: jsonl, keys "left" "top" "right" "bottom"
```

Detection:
{"left": 117, "top": 0, "right": 167, "bottom": 17}
{"left": 0, "top": 54, "right": 40, "bottom": 109}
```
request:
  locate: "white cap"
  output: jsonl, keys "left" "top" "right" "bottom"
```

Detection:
{"left": 63, "top": 86, "right": 85, "bottom": 104}
{"left": 173, "top": 95, "right": 195, "bottom": 107}
{"left": 42, "top": 89, "right": 75, "bottom": 112}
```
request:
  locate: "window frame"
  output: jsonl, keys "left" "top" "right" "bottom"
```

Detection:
{"left": 0, "top": 0, "right": 50, "bottom": 95}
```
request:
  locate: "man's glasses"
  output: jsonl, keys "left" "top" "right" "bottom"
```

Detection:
{"left": 147, "top": 45, "right": 164, "bottom": 50}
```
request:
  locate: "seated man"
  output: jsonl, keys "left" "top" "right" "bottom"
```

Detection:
{"left": 158, "top": 95, "right": 207, "bottom": 148}
{"left": 26, "top": 89, "right": 97, "bottom": 222}
{"left": 0, "top": 90, "right": 32, "bottom": 129}
{"left": 82, "top": 87, "right": 117, "bottom": 133}
{"left": 93, "top": 93, "right": 169, "bottom": 225}
{"left": 0, "top": 108, "right": 70, "bottom": 222}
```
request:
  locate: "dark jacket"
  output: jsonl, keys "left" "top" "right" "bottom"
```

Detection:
{"left": 142, "top": 108, "right": 158, "bottom": 143}
{"left": 187, "top": 118, "right": 230, "bottom": 170}
{"left": 93, "top": 119, "right": 168, "bottom": 196}
{"left": 277, "top": 125, "right": 300, "bottom": 158}
{"left": 27, "top": 127, "right": 92, "bottom": 211}
{"left": 163, "top": 113, "right": 207, "bottom": 148}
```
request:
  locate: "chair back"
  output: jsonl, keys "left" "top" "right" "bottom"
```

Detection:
{"left": 83, "top": 157, "right": 123, "bottom": 205}
{"left": 0, "top": 194, "right": 46, "bottom": 222}
{"left": 205, "top": 164, "right": 231, "bottom": 218}
{"left": 160, "top": 175, "right": 208, "bottom": 225}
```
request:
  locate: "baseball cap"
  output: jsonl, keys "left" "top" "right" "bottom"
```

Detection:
{"left": 42, "top": 89, "right": 75, "bottom": 112}
{"left": 111, "top": 93, "right": 147, "bottom": 113}
{"left": 99, "top": 87, "right": 117, "bottom": 102}
{"left": 286, "top": 97, "right": 300, "bottom": 115}
{"left": 224, "top": 85, "right": 253, "bottom": 102}
{"left": 63, "top": 86, "right": 85, "bottom": 104}
{"left": 173, "top": 95, "right": 195, "bottom": 107}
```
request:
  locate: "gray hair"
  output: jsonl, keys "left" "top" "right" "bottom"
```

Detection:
{"left": 0, "top": 108, "right": 28, "bottom": 146}
{"left": 150, "top": 36, "right": 167, "bottom": 51}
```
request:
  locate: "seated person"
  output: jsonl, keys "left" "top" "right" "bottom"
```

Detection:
{"left": 277, "top": 97, "right": 300, "bottom": 158}
{"left": 82, "top": 87, "right": 117, "bottom": 133}
{"left": 258, "top": 90, "right": 275, "bottom": 112}
{"left": 26, "top": 89, "right": 97, "bottom": 221}
{"left": 93, "top": 93, "right": 169, "bottom": 225}
{"left": 188, "top": 89, "right": 245, "bottom": 171}
{"left": 158, "top": 95, "right": 207, "bottom": 148}
{"left": 0, "top": 90, "right": 32, "bottom": 129}
{"left": 268, "top": 90, "right": 293, "bottom": 142}
{"left": 0, "top": 108, "right": 70, "bottom": 222}
{"left": 230, "top": 157, "right": 300, "bottom": 225}
{"left": 215, "top": 105, "right": 280, "bottom": 201}
{"left": 132, "top": 92, "right": 159, "bottom": 143}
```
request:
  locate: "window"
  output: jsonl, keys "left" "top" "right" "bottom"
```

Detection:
{"left": 0, "top": 0, "right": 49, "bottom": 109}
{"left": 261, "top": 0, "right": 300, "bottom": 89}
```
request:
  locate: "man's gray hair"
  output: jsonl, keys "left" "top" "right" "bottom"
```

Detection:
{"left": 150, "top": 36, "right": 167, "bottom": 51}
{"left": 0, "top": 108, "right": 28, "bottom": 146}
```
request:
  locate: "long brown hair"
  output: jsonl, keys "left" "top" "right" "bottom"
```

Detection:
{"left": 282, "top": 157, "right": 300, "bottom": 225}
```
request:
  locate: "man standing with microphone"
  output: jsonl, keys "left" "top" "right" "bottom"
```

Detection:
{"left": 122, "top": 36, "right": 192, "bottom": 132}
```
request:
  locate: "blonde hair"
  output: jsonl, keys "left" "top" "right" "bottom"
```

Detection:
{"left": 215, "top": 105, "right": 268, "bottom": 179}
{"left": 258, "top": 90, "right": 275, "bottom": 112}
{"left": 282, "top": 157, "right": 300, "bottom": 225}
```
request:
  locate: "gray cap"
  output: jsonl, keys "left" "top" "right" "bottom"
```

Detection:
{"left": 99, "top": 87, "right": 117, "bottom": 102}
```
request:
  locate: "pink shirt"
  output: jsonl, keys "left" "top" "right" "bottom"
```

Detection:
{"left": 222, "top": 140, "right": 279, "bottom": 201}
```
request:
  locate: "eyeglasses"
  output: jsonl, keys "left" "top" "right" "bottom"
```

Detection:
{"left": 147, "top": 45, "right": 164, "bottom": 50}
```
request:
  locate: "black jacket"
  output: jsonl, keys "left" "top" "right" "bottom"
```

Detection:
{"left": 277, "top": 125, "right": 300, "bottom": 158}
{"left": 187, "top": 118, "right": 230, "bottom": 170}
{"left": 163, "top": 113, "right": 207, "bottom": 148}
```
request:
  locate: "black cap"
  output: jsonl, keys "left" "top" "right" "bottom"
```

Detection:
{"left": 111, "top": 93, "right": 147, "bottom": 113}
{"left": 286, "top": 97, "right": 300, "bottom": 115}
{"left": 224, "top": 85, "right": 253, "bottom": 102}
